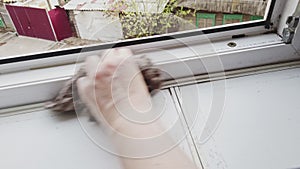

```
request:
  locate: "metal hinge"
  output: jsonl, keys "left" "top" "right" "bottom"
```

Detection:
{"left": 282, "top": 16, "right": 300, "bottom": 44}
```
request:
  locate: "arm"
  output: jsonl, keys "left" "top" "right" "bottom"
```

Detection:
{"left": 77, "top": 48, "right": 198, "bottom": 169}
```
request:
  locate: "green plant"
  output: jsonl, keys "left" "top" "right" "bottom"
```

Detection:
{"left": 105, "top": 0, "right": 194, "bottom": 39}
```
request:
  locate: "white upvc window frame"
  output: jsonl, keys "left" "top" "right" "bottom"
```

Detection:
{"left": 1, "top": 0, "right": 300, "bottom": 109}
{"left": 0, "top": 0, "right": 283, "bottom": 72}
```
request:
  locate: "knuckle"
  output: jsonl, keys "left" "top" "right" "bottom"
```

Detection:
{"left": 86, "top": 55, "right": 99, "bottom": 64}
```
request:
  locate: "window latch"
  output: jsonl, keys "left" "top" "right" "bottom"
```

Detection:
{"left": 282, "top": 16, "right": 299, "bottom": 44}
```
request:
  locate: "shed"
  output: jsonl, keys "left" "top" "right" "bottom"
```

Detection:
{"left": 63, "top": 0, "right": 169, "bottom": 41}
{"left": 177, "top": 0, "right": 268, "bottom": 16}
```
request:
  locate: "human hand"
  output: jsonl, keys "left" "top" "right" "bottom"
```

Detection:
{"left": 77, "top": 48, "right": 152, "bottom": 131}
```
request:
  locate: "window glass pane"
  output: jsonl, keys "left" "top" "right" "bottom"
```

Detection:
{"left": 196, "top": 13, "right": 216, "bottom": 28}
{"left": 0, "top": 0, "right": 272, "bottom": 58}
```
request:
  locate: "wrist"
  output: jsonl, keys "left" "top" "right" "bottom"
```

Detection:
{"left": 109, "top": 115, "right": 164, "bottom": 139}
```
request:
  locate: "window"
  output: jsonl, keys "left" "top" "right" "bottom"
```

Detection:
{"left": 196, "top": 13, "right": 216, "bottom": 28}
{"left": 1, "top": 0, "right": 299, "bottom": 110}
{"left": 223, "top": 14, "right": 243, "bottom": 24}
{"left": 0, "top": 0, "right": 274, "bottom": 61}
{"left": 250, "top": 15, "right": 264, "bottom": 21}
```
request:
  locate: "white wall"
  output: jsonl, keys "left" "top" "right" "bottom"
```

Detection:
{"left": 74, "top": 11, "right": 124, "bottom": 42}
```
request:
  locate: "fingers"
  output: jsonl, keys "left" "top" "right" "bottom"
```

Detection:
{"left": 81, "top": 48, "right": 135, "bottom": 105}
{"left": 77, "top": 76, "right": 92, "bottom": 105}
{"left": 77, "top": 76, "right": 102, "bottom": 122}
{"left": 85, "top": 55, "right": 101, "bottom": 80}
{"left": 85, "top": 49, "right": 132, "bottom": 79}
{"left": 85, "top": 48, "right": 135, "bottom": 87}
{"left": 115, "top": 47, "right": 134, "bottom": 58}
{"left": 100, "top": 48, "right": 133, "bottom": 70}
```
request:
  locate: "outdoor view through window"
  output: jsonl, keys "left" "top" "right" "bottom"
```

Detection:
{"left": 0, "top": 0, "right": 270, "bottom": 57}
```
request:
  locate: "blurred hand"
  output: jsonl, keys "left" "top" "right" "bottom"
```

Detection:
{"left": 77, "top": 48, "right": 152, "bottom": 130}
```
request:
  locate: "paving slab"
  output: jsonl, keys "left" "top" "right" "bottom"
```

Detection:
{"left": 0, "top": 34, "right": 57, "bottom": 58}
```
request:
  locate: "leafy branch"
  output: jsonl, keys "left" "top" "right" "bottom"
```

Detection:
{"left": 105, "top": 0, "right": 193, "bottom": 39}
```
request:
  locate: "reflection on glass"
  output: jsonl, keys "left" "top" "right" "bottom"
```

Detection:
{"left": 0, "top": 0, "right": 269, "bottom": 57}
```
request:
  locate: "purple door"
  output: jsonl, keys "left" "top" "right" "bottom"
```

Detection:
{"left": 48, "top": 7, "right": 72, "bottom": 41}
{"left": 6, "top": 5, "right": 57, "bottom": 41}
